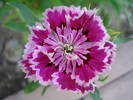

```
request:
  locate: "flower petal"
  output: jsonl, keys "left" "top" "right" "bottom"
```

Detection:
{"left": 74, "top": 65, "right": 96, "bottom": 86}
{"left": 30, "top": 25, "right": 49, "bottom": 45}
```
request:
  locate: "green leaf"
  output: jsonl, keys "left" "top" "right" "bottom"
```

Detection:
{"left": 24, "top": 81, "right": 40, "bottom": 93}
{"left": 0, "top": 5, "right": 11, "bottom": 21}
{"left": 99, "top": 75, "right": 109, "bottom": 82}
{"left": 103, "top": 13, "right": 110, "bottom": 27}
{"left": 50, "top": 0, "right": 62, "bottom": 6}
{"left": 4, "top": 21, "right": 28, "bottom": 32}
{"left": 124, "top": 8, "right": 133, "bottom": 28}
{"left": 40, "top": 0, "right": 52, "bottom": 11}
{"left": 107, "top": 28, "right": 121, "bottom": 41}
{"left": 108, "top": 28, "right": 121, "bottom": 36}
{"left": 41, "top": 85, "right": 50, "bottom": 96}
{"left": 125, "top": 0, "right": 133, "bottom": 7}
{"left": 22, "top": 31, "right": 29, "bottom": 43}
{"left": 89, "top": 88, "right": 102, "bottom": 100}
{"left": 113, "top": 38, "right": 133, "bottom": 44}
{"left": 80, "top": 0, "right": 92, "bottom": 7}
{"left": 109, "top": 0, "right": 121, "bottom": 14}
{"left": 7, "top": 2, "right": 39, "bottom": 25}
{"left": 62, "top": 0, "right": 82, "bottom": 6}
{"left": 108, "top": 28, "right": 133, "bottom": 44}
{"left": 40, "top": 0, "right": 62, "bottom": 11}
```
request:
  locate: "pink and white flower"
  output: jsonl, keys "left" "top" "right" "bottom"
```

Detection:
{"left": 20, "top": 6, "right": 116, "bottom": 94}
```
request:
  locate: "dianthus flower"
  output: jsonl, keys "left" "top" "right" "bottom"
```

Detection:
{"left": 20, "top": 6, "right": 116, "bottom": 94}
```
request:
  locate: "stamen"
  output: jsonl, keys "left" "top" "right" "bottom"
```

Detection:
{"left": 62, "top": 44, "right": 74, "bottom": 53}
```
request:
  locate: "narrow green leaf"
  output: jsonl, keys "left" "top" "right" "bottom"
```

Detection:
{"left": 40, "top": 0, "right": 52, "bottom": 11}
{"left": 0, "top": 5, "right": 11, "bottom": 21}
{"left": 107, "top": 28, "right": 121, "bottom": 41}
{"left": 62, "top": 0, "right": 83, "bottom": 6}
{"left": 80, "top": 0, "right": 92, "bottom": 7}
{"left": 89, "top": 88, "right": 102, "bottom": 100}
{"left": 22, "top": 31, "right": 29, "bottom": 44}
{"left": 7, "top": 2, "right": 39, "bottom": 25}
{"left": 108, "top": 28, "right": 121, "bottom": 36}
{"left": 125, "top": 0, "right": 133, "bottom": 7}
{"left": 113, "top": 38, "right": 133, "bottom": 44}
{"left": 103, "top": 13, "right": 110, "bottom": 27}
{"left": 24, "top": 81, "right": 40, "bottom": 93}
{"left": 124, "top": 8, "right": 133, "bottom": 28}
{"left": 50, "top": 0, "right": 62, "bottom": 6}
{"left": 91, "top": 0, "right": 106, "bottom": 3}
{"left": 99, "top": 75, "right": 109, "bottom": 82}
{"left": 109, "top": 0, "right": 121, "bottom": 14}
{"left": 41, "top": 85, "right": 50, "bottom": 96}
{"left": 4, "top": 21, "right": 28, "bottom": 32}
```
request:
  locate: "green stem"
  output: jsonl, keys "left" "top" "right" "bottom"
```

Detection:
{"left": 89, "top": 88, "right": 103, "bottom": 100}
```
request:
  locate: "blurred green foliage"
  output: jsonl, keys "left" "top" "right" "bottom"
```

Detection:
{"left": 24, "top": 81, "right": 41, "bottom": 93}
{"left": 0, "top": 0, "right": 133, "bottom": 43}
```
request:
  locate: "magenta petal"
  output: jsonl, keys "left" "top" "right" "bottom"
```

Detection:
{"left": 70, "top": 10, "right": 108, "bottom": 42}
{"left": 30, "top": 48, "right": 57, "bottom": 85}
{"left": 44, "top": 7, "right": 67, "bottom": 30}
{"left": 88, "top": 59, "right": 105, "bottom": 72}
{"left": 20, "top": 52, "right": 36, "bottom": 78}
{"left": 104, "top": 41, "right": 116, "bottom": 64}
{"left": 88, "top": 46, "right": 109, "bottom": 72}
{"left": 89, "top": 46, "right": 107, "bottom": 61}
{"left": 86, "top": 16, "right": 107, "bottom": 42}
{"left": 75, "top": 65, "right": 96, "bottom": 86}
{"left": 36, "top": 66, "right": 57, "bottom": 85}
{"left": 33, "top": 51, "right": 50, "bottom": 65}
{"left": 53, "top": 72, "right": 95, "bottom": 94}
{"left": 20, "top": 59, "right": 36, "bottom": 77}
{"left": 31, "top": 28, "right": 49, "bottom": 45}
{"left": 70, "top": 12, "right": 93, "bottom": 30}
{"left": 104, "top": 41, "right": 116, "bottom": 49}
{"left": 77, "top": 83, "right": 95, "bottom": 94}
{"left": 53, "top": 72, "right": 77, "bottom": 91}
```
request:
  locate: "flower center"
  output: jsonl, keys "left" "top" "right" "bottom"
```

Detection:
{"left": 62, "top": 44, "right": 74, "bottom": 54}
